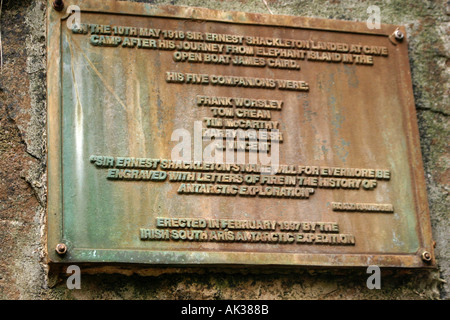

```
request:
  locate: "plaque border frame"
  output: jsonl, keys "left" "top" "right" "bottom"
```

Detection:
{"left": 47, "top": 0, "right": 435, "bottom": 268}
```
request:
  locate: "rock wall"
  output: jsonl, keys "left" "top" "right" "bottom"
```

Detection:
{"left": 0, "top": 0, "right": 448, "bottom": 299}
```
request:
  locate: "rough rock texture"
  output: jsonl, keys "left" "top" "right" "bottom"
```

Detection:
{"left": 0, "top": 0, "right": 48, "bottom": 300}
{"left": 0, "top": 0, "right": 448, "bottom": 299}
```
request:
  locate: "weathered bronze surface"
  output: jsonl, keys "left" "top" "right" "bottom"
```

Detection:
{"left": 47, "top": 0, "right": 435, "bottom": 268}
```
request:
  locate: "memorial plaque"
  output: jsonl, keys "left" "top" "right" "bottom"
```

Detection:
{"left": 47, "top": 0, "right": 435, "bottom": 268}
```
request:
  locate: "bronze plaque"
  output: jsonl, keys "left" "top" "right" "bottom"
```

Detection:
{"left": 47, "top": 0, "right": 435, "bottom": 267}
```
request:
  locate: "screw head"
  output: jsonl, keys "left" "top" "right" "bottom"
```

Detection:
{"left": 394, "top": 29, "right": 404, "bottom": 41}
{"left": 55, "top": 243, "right": 67, "bottom": 255}
{"left": 52, "top": 0, "right": 64, "bottom": 11}
{"left": 421, "top": 251, "right": 432, "bottom": 262}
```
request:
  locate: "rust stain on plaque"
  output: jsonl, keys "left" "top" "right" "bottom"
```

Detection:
{"left": 47, "top": 0, "right": 435, "bottom": 268}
